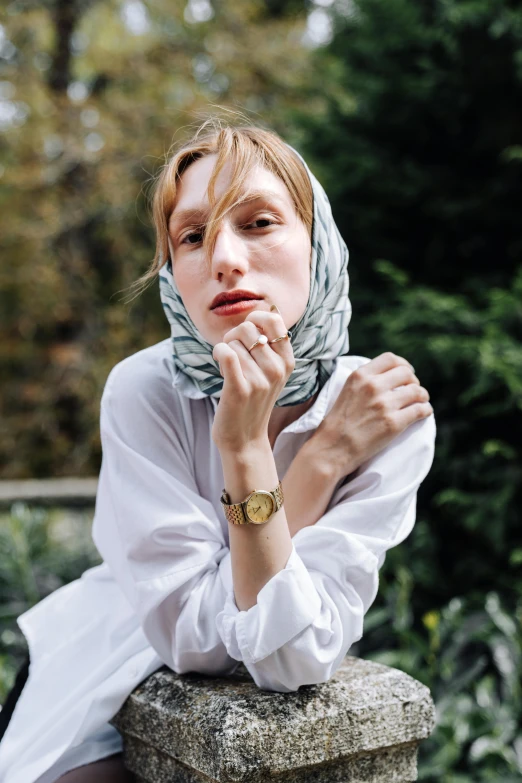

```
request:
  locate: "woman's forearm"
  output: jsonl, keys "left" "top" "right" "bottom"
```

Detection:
{"left": 220, "top": 438, "right": 293, "bottom": 612}
{"left": 219, "top": 436, "right": 345, "bottom": 612}
{"left": 281, "top": 439, "right": 343, "bottom": 538}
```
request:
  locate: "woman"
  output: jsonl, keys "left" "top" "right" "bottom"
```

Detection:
{"left": 0, "top": 120, "right": 435, "bottom": 783}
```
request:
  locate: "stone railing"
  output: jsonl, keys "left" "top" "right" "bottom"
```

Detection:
{"left": 0, "top": 477, "right": 98, "bottom": 508}
{"left": 112, "top": 657, "right": 436, "bottom": 783}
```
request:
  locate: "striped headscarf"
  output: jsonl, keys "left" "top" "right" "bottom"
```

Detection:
{"left": 158, "top": 144, "right": 351, "bottom": 407}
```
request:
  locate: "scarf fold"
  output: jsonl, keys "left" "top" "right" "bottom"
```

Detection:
{"left": 158, "top": 144, "right": 351, "bottom": 407}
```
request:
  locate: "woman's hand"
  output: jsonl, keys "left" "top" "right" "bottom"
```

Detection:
{"left": 211, "top": 308, "right": 295, "bottom": 453}
{"left": 311, "top": 352, "right": 433, "bottom": 480}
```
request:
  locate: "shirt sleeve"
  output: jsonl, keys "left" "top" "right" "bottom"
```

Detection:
{"left": 92, "top": 356, "right": 436, "bottom": 694}
{"left": 214, "top": 411, "right": 436, "bottom": 693}
{"left": 92, "top": 359, "right": 242, "bottom": 679}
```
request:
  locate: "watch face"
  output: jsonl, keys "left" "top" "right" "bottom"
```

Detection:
{"left": 245, "top": 491, "right": 275, "bottom": 524}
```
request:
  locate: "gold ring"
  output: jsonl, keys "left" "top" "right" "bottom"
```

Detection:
{"left": 247, "top": 331, "right": 291, "bottom": 353}
{"left": 268, "top": 331, "right": 291, "bottom": 344}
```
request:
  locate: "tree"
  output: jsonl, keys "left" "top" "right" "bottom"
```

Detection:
{"left": 0, "top": 0, "right": 315, "bottom": 477}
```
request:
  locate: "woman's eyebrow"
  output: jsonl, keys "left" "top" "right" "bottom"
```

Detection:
{"left": 169, "top": 189, "right": 287, "bottom": 229}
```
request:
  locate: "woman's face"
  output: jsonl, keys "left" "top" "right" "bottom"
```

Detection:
{"left": 167, "top": 154, "right": 312, "bottom": 346}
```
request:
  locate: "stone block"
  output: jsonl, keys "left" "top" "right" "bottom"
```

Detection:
{"left": 111, "top": 656, "right": 435, "bottom": 782}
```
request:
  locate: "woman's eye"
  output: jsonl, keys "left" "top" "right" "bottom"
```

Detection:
{"left": 181, "top": 230, "right": 204, "bottom": 245}
{"left": 245, "top": 217, "right": 275, "bottom": 230}
{"left": 180, "top": 217, "right": 274, "bottom": 246}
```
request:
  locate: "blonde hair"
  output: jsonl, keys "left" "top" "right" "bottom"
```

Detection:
{"left": 125, "top": 116, "right": 313, "bottom": 302}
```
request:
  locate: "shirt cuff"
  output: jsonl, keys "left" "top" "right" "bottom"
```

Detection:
{"left": 215, "top": 543, "right": 322, "bottom": 665}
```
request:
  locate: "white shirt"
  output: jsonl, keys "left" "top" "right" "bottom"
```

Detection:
{"left": 0, "top": 338, "right": 436, "bottom": 783}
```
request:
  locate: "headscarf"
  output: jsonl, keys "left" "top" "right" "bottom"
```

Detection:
{"left": 158, "top": 144, "right": 351, "bottom": 407}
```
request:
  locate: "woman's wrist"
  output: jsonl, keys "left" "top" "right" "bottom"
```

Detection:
{"left": 217, "top": 436, "right": 272, "bottom": 461}
{"left": 218, "top": 437, "right": 278, "bottom": 504}
{"left": 305, "top": 426, "right": 360, "bottom": 483}
{"left": 218, "top": 436, "right": 292, "bottom": 612}
{"left": 298, "top": 436, "right": 342, "bottom": 482}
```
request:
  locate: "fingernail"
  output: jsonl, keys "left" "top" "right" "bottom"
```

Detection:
{"left": 270, "top": 304, "right": 281, "bottom": 314}
{"left": 409, "top": 363, "right": 415, "bottom": 373}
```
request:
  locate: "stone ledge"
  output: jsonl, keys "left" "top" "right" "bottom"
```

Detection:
{"left": 0, "top": 478, "right": 98, "bottom": 508}
{"left": 111, "top": 656, "right": 436, "bottom": 783}
{"left": 127, "top": 736, "right": 421, "bottom": 783}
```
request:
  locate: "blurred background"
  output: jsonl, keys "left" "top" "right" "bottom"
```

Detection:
{"left": 1, "top": 0, "right": 521, "bottom": 779}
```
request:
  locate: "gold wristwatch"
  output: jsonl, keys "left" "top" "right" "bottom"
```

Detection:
{"left": 220, "top": 480, "right": 284, "bottom": 525}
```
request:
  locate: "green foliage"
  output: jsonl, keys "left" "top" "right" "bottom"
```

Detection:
{"left": 296, "top": 0, "right": 522, "bottom": 293}
{"left": 0, "top": 503, "right": 100, "bottom": 702}
{"left": 360, "top": 544, "right": 522, "bottom": 781}
{"left": 290, "top": 0, "right": 522, "bottom": 778}
{"left": 353, "top": 260, "right": 522, "bottom": 611}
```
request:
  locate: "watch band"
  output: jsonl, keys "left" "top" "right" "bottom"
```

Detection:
{"left": 220, "top": 480, "right": 284, "bottom": 525}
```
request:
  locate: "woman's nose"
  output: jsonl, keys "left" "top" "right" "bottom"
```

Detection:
{"left": 210, "top": 222, "right": 248, "bottom": 273}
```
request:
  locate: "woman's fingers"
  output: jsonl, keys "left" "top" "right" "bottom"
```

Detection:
{"left": 377, "top": 363, "right": 420, "bottom": 392}
{"left": 221, "top": 320, "right": 261, "bottom": 349}
{"left": 213, "top": 328, "right": 288, "bottom": 392}
{"left": 244, "top": 309, "right": 288, "bottom": 340}
{"left": 217, "top": 310, "right": 293, "bottom": 381}
{"left": 221, "top": 321, "right": 267, "bottom": 380}
{"left": 387, "top": 381, "right": 430, "bottom": 410}
{"left": 245, "top": 310, "right": 295, "bottom": 375}
{"left": 212, "top": 342, "right": 249, "bottom": 395}
{"left": 218, "top": 322, "right": 279, "bottom": 384}
{"left": 393, "top": 401, "right": 434, "bottom": 430}
{"left": 361, "top": 351, "right": 414, "bottom": 377}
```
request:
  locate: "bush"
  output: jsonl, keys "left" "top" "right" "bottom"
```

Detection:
{"left": 0, "top": 503, "right": 100, "bottom": 701}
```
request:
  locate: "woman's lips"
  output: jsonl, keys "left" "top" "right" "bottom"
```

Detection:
{"left": 211, "top": 299, "right": 263, "bottom": 316}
